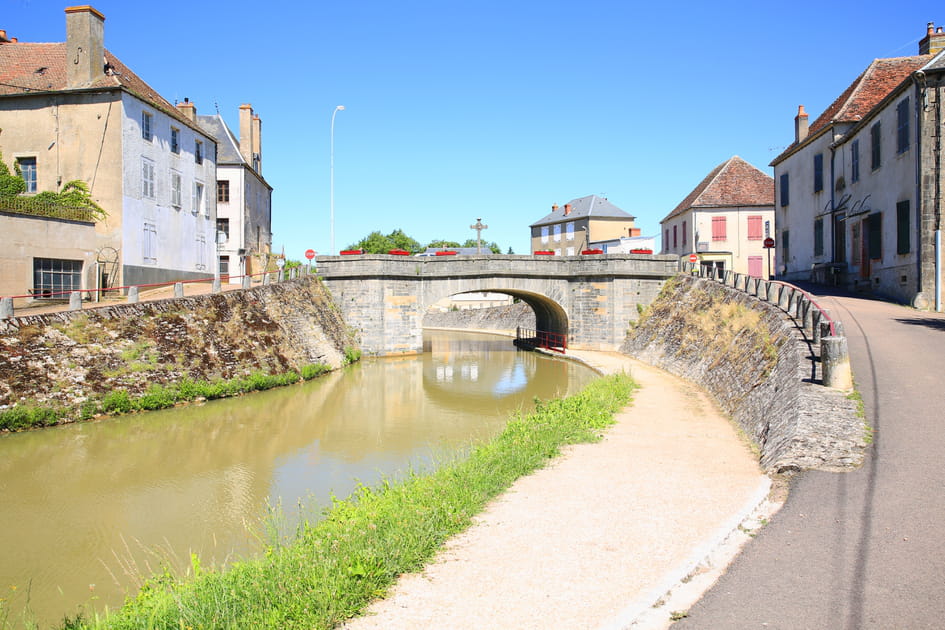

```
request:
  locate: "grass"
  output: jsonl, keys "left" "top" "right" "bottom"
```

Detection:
{"left": 67, "top": 373, "right": 636, "bottom": 630}
{"left": 0, "top": 363, "right": 332, "bottom": 432}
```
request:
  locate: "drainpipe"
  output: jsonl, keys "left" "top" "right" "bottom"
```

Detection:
{"left": 829, "top": 145, "right": 836, "bottom": 263}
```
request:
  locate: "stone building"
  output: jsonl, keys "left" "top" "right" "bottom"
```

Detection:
{"left": 196, "top": 105, "right": 273, "bottom": 282}
{"left": 529, "top": 194, "right": 638, "bottom": 255}
{"left": 0, "top": 6, "right": 217, "bottom": 304}
{"left": 771, "top": 23, "right": 945, "bottom": 309}
{"left": 660, "top": 156, "right": 775, "bottom": 277}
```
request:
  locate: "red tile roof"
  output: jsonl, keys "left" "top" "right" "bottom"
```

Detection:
{"left": 772, "top": 55, "right": 930, "bottom": 165}
{"left": 0, "top": 41, "right": 204, "bottom": 133}
{"left": 662, "top": 156, "right": 773, "bottom": 222}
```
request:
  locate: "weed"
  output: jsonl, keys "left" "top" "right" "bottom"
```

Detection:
{"left": 0, "top": 403, "right": 62, "bottom": 430}
{"left": 670, "top": 610, "right": 690, "bottom": 621}
{"left": 344, "top": 346, "right": 362, "bottom": 365}
{"left": 100, "top": 390, "right": 133, "bottom": 414}
{"left": 53, "top": 315, "right": 110, "bottom": 345}
{"left": 16, "top": 324, "right": 43, "bottom": 344}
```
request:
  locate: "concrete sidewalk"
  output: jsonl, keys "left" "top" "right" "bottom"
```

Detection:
{"left": 343, "top": 351, "right": 774, "bottom": 630}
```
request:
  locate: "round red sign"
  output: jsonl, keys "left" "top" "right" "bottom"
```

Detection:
{"left": 305, "top": 249, "right": 316, "bottom": 260}
{"left": 763, "top": 237, "right": 776, "bottom": 249}
{"left": 688, "top": 253, "right": 698, "bottom": 263}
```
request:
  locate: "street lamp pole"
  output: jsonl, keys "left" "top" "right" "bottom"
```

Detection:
{"left": 330, "top": 105, "right": 345, "bottom": 255}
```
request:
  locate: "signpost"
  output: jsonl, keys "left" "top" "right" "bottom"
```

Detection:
{"left": 688, "top": 253, "right": 698, "bottom": 263}
{"left": 763, "top": 237, "right": 775, "bottom": 279}
{"left": 305, "top": 249, "right": 316, "bottom": 274}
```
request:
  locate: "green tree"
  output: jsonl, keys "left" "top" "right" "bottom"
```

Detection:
{"left": 0, "top": 153, "right": 26, "bottom": 199}
{"left": 348, "top": 229, "right": 422, "bottom": 254}
{"left": 426, "top": 239, "right": 461, "bottom": 249}
{"left": 462, "top": 239, "right": 501, "bottom": 254}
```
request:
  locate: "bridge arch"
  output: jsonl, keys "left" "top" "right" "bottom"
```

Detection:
{"left": 423, "top": 288, "right": 569, "bottom": 341}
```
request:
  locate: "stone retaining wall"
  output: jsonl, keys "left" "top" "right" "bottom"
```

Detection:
{"left": 422, "top": 302, "right": 536, "bottom": 333}
{"left": 0, "top": 276, "right": 350, "bottom": 418}
{"left": 620, "top": 276, "right": 865, "bottom": 472}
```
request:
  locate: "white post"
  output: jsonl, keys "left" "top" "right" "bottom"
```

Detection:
{"left": 330, "top": 105, "right": 345, "bottom": 256}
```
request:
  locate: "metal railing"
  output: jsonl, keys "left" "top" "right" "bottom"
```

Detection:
{"left": 515, "top": 327, "right": 567, "bottom": 354}
{"left": 0, "top": 197, "right": 97, "bottom": 223}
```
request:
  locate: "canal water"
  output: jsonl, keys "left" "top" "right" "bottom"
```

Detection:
{"left": 0, "top": 331, "right": 596, "bottom": 626}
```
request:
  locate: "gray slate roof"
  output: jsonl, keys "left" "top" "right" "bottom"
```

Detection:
{"left": 197, "top": 114, "right": 244, "bottom": 165}
{"left": 529, "top": 194, "right": 635, "bottom": 228}
{"left": 925, "top": 48, "right": 945, "bottom": 71}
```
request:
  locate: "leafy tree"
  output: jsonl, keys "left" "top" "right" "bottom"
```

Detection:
{"left": 0, "top": 153, "right": 26, "bottom": 199}
{"left": 0, "top": 153, "right": 106, "bottom": 220}
{"left": 426, "top": 239, "right": 461, "bottom": 249}
{"left": 348, "top": 229, "right": 422, "bottom": 254}
{"left": 462, "top": 239, "right": 501, "bottom": 254}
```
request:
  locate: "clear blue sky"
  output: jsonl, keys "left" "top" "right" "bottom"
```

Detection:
{"left": 5, "top": 1, "right": 939, "bottom": 257}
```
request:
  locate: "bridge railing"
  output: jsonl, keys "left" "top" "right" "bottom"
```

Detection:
{"left": 515, "top": 327, "right": 567, "bottom": 354}
{"left": 681, "top": 262, "right": 852, "bottom": 389}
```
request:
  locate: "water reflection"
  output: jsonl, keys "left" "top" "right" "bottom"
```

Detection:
{"left": 0, "top": 331, "right": 595, "bottom": 625}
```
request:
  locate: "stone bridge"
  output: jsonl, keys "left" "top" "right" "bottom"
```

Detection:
{"left": 316, "top": 254, "right": 679, "bottom": 356}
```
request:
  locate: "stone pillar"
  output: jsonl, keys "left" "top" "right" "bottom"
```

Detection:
{"left": 277, "top": 269, "right": 284, "bottom": 283}
{"left": 242, "top": 275, "right": 252, "bottom": 289}
{"left": 822, "top": 336, "right": 853, "bottom": 389}
{"left": 263, "top": 273, "right": 271, "bottom": 286}
{"left": 212, "top": 278, "right": 221, "bottom": 294}
{"left": 69, "top": 291, "right": 82, "bottom": 311}
{"left": 804, "top": 302, "right": 814, "bottom": 333}
{"left": 174, "top": 282, "right": 184, "bottom": 298}
{"left": 0, "top": 297, "right": 12, "bottom": 320}
{"left": 127, "top": 286, "right": 139, "bottom": 304}
{"left": 812, "top": 309, "right": 823, "bottom": 344}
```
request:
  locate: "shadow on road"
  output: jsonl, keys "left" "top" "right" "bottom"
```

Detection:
{"left": 894, "top": 317, "right": 945, "bottom": 332}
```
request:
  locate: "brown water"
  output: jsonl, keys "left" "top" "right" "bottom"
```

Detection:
{"left": 0, "top": 331, "right": 595, "bottom": 626}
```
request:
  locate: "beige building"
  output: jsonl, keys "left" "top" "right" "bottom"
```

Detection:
{"left": 0, "top": 6, "right": 217, "bottom": 305}
{"left": 661, "top": 156, "right": 775, "bottom": 278}
{"left": 529, "top": 194, "right": 638, "bottom": 255}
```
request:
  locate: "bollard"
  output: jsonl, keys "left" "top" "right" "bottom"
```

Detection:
{"left": 69, "top": 291, "right": 82, "bottom": 311}
{"left": 812, "top": 309, "right": 822, "bottom": 344}
{"left": 277, "top": 269, "right": 284, "bottom": 283}
{"left": 820, "top": 319, "right": 832, "bottom": 340}
{"left": 212, "top": 278, "right": 221, "bottom": 294}
{"left": 242, "top": 275, "right": 252, "bottom": 289}
{"left": 832, "top": 319, "right": 845, "bottom": 337}
{"left": 127, "top": 286, "right": 139, "bottom": 304}
{"left": 803, "top": 302, "right": 813, "bottom": 333}
{"left": 263, "top": 273, "right": 271, "bottom": 286}
{"left": 174, "top": 282, "right": 184, "bottom": 298}
{"left": 822, "top": 336, "right": 853, "bottom": 389}
{"left": 0, "top": 297, "right": 12, "bottom": 320}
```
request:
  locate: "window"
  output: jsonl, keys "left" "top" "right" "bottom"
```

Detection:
{"left": 195, "top": 234, "right": 207, "bottom": 271}
{"left": 851, "top": 140, "right": 860, "bottom": 183}
{"left": 193, "top": 182, "right": 205, "bottom": 215}
{"left": 142, "top": 222, "right": 157, "bottom": 264}
{"left": 897, "top": 98, "right": 910, "bottom": 154}
{"left": 171, "top": 127, "right": 180, "bottom": 154}
{"left": 553, "top": 224, "right": 561, "bottom": 242}
{"left": 781, "top": 230, "right": 790, "bottom": 264}
{"left": 747, "top": 215, "right": 763, "bottom": 240}
{"left": 566, "top": 222, "right": 574, "bottom": 240}
{"left": 711, "top": 216, "right": 727, "bottom": 241}
{"left": 871, "top": 122, "right": 881, "bottom": 170}
{"left": 673, "top": 225, "right": 678, "bottom": 249}
{"left": 216, "top": 217, "right": 229, "bottom": 241}
{"left": 217, "top": 180, "right": 230, "bottom": 203}
{"left": 682, "top": 221, "right": 687, "bottom": 247}
{"left": 897, "top": 200, "right": 911, "bottom": 254}
{"left": 141, "top": 111, "right": 153, "bottom": 141}
{"left": 814, "top": 153, "right": 824, "bottom": 193}
{"left": 566, "top": 246, "right": 575, "bottom": 256}
{"left": 664, "top": 229, "right": 669, "bottom": 251}
{"left": 219, "top": 255, "right": 229, "bottom": 278}
{"left": 779, "top": 173, "right": 789, "bottom": 207}
{"left": 170, "top": 171, "right": 182, "bottom": 208}
{"left": 32, "top": 257, "right": 81, "bottom": 299}
{"left": 195, "top": 140, "right": 203, "bottom": 165}
{"left": 141, "top": 158, "right": 155, "bottom": 199}
{"left": 17, "top": 157, "right": 37, "bottom": 193}
{"left": 541, "top": 226, "right": 549, "bottom": 244}
{"left": 814, "top": 218, "right": 824, "bottom": 257}
{"left": 868, "top": 212, "right": 882, "bottom": 260}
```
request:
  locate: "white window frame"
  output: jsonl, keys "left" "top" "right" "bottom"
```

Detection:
{"left": 566, "top": 246, "right": 575, "bottom": 256}
{"left": 553, "top": 224, "right": 561, "bottom": 242}
{"left": 143, "top": 222, "right": 157, "bottom": 264}
{"left": 141, "top": 111, "right": 153, "bottom": 141}
{"left": 566, "top": 222, "right": 575, "bottom": 240}
{"left": 17, "top": 156, "right": 37, "bottom": 193}
{"left": 141, "top": 157, "right": 155, "bottom": 199}
{"left": 195, "top": 234, "right": 207, "bottom": 271}
{"left": 170, "top": 170, "right": 182, "bottom": 208}
{"left": 193, "top": 181, "right": 205, "bottom": 215}
{"left": 541, "top": 226, "right": 549, "bottom": 244}
{"left": 170, "top": 127, "right": 180, "bottom": 154}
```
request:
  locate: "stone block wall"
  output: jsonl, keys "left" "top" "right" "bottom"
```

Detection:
{"left": 621, "top": 275, "right": 865, "bottom": 472}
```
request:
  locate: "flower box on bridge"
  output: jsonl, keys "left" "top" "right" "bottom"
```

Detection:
{"left": 388, "top": 249, "right": 411, "bottom": 256}
{"left": 534, "top": 251, "right": 555, "bottom": 255}
{"left": 435, "top": 250, "right": 458, "bottom": 256}
{"left": 340, "top": 249, "right": 363, "bottom": 255}
{"left": 630, "top": 248, "right": 653, "bottom": 254}
{"left": 581, "top": 249, "right": 604, "bottom": 255}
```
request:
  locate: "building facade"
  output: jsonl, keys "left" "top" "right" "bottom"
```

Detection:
{"left": 660, "top": 156, "right": 775, "bottom": 277}
{"left": 529, "top": 194, "right": 638, "bottom": 255}
{"left": 0, "top": 6, "right": 217, "bottom": 303}
{"left": 197, "top": 105, "right": 272, "bottom": 282}
{"left": 771, "top": 24, "right": 945, "bottom": 308}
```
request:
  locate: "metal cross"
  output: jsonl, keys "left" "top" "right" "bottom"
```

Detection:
{"left": 470, "top": 218, "right": 489, "bottom": 254}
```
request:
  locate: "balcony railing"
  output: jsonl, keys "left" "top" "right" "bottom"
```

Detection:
{"left": 0, "top": 197, "right": 96, "bottom": 223}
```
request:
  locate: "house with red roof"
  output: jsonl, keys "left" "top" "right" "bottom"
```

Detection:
{"left": 660, "top": 156, "right": 775, "bottom": 278}
{"left": 771, "top": 23, "right": 945, "bottom": 309}
{"left": 0, "top": 6, "right": 217, "bottom": 304}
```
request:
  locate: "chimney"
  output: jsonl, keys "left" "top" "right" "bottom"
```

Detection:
{"left": 175, "top": 97, "right": 197, "bottom": 123}
{"left": 564, "top": 204, "right": 572, "bottom": 216}
{"left": 0, "top": 30, "right": 8, "bottom": 44}
{"left": 552, "top": 204, "right": 558, "bottom": 212}
{"left": 919, "top": 22, "right": 945, "bottom": 55}
{"left": 65, "top": 6, "right": 105, "bottom": 88}
{"left": 239, "top": 104, "right": 254, "bottom": 165}
{"left": 251, "top": 114, "right": 262, "bottom": 173}
{"left": 794, "top": 105, "right": 809, "bottom": 143}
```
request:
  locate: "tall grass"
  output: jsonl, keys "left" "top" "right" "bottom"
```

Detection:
{"left": 75, "top": 373, "right": 635, "bottom": 629}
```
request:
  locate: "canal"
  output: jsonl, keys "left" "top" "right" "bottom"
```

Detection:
{"left": 0, "top": 331, "right": 597, "bottom": 626}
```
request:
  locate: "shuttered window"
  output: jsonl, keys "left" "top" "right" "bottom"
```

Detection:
{"left": 712, "top": 216, "right": 727, "bottom": 241}
{"left": 897, "top": 200, "right": 910, "bottom": 254}
{"left": 747, "top": 215, "right": 763, "bottom": 240}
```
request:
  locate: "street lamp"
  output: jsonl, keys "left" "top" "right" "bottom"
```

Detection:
{"left": 330, "top": 105, "right": 345, "bottom": 255}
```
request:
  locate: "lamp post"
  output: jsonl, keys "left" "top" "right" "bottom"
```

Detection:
{"left": 330, "top": 105, "right": 345, "bottom": 255}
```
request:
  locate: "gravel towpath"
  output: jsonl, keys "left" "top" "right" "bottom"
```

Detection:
{"left": 343, "top": 351, "right": 772, "bottom": 630}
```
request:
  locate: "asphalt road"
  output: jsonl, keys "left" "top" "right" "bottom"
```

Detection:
{"left": 676, "top": 288, "right": 945, "bottom": 629}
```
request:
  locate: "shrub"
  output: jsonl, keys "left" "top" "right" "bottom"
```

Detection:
{"left": 101, "top": 390, "right": 133, "bottom": 414}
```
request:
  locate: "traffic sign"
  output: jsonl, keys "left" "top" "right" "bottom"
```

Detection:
{"left": 305, "top": 249, "right": 316, "bottom": 260}
{"left": 763, "top": 237, "right": 775, "bottom": 249}
{"left": 688, "top": 253, "right": 698, "bottom": 263}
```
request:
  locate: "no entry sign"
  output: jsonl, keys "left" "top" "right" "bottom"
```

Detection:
{"left": 688, "top": 253, "right": 698, "bottom": 263}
